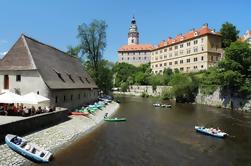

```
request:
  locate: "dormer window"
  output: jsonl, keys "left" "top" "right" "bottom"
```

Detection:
{"left": 67, "top": 73, "right": 75, "bottom": 83}
{"left": 85, "top": 78, "right": 90, "bottom": 84}
{"left": 79, "top": 76, "right": 85, "bottom": 84}
{"left": 194, "top": 31, "right": 198, "bottom": 36}
{"left": 53, "top": 69, "right": 65, "bottom": 82}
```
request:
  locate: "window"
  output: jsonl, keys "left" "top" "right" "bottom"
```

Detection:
{"left": 37, "top": 91, "right": 39, "bottom": 95}
{"left": 201, "top": 46, "right": 204, "bottom": 51}
{"left": 175, "top": 46, "right": 178, "bottom": 49}
{"left": 155, "top": 64, "right": 158, "bottom": 67}
{"left": 175, "top": 61, "right": 178, "bottom": 64}
{"left": 169, "top": 47, "right": 172, "bottom": 51}
{"left": 180, "top": 67, "right": 184, "bottom": 71}
{"left": 16, "top": 75, "right": 21, "bottom": 82}
{"left": 194, "top": 57, "right": 198, "bottom": 62}
{"left": 164, "top": 63, "right": 167, "bottom": 66}
{"left": 53, "top": 69, "right": 65, "bottom": 82}
{"left": 194, "top": 66, "right": 198, "bottom": 69}
{"left": 79, "top": 76, "right": 85, "bottom": 84}
{"left": 55, "top": 96, "right": 58, "bottom": 103}
{"left": 160, "top": 64, "right": 162, "bottom": 67}
{"left": 155, "top": 51, "right": 158, "bottom": 54}
{"left": 67, "top": 74, "right": 75, "bottom": 83}
{"left": 164, "top": 48, "right": 167, "bottom": 52}
{"left": 180, "top": 44, "right": 183, "bottom": 48}
{"left": 201, "top": 56, "right": 204, "bottom": 61}
{"left": 164, "top": 55, "right": 167, "bottom": 59}
{"left": 187, "top": 42, "right": 190, "bottom": 46}
{"left": 180, "top": 60, "right": 183, "bottom": 64}
{"left": 160, "top": 50, "right": 163, "bottom": 53}
{"left": 64, "top": 95, "right": 66, "bottom": 102}
{"left": 144, "top": 57, "right": 146, "bottom": 60}
{"left": 201, "top": 65, "right": 204, "bottom": 69}
{"left": 85, "top": 78, "right": 90, "bottom": 83}
{"left": 194, "top": 40, "right": 198, "bottom": 45}
{"left": 133, "top": 57, "right": 135, "bottom": 60}
{"left": 194, "top": 47, "right": 198, "bottom": 52}
{"left": 122, "top": 58, "right": 124, "bottom": 60}
{"left": 169, "top": 53, "right": 172, "bottom": 58}
{"left": 201, "top": 38, "right": 204, "bottom": 43}
{"left": 187, "top": 49, "right": 191, "bottom": 54}
{"left": 187, "top": 59, "right": 190, "bottom": 63}
{"left": 169, "top": 62, "right": 172, "bottom": 65}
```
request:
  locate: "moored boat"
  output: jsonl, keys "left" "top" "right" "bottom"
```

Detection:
{"left": 195, "top": 126, "right": 228, "bottom": 138}
{"left": 5, "top": 134, "right": 53, "bottom": 163}
{"left": 161, "top": 104, "right": 172, "bottom": 108}
{"left": 104, "top": 117, "right": 127, "bottom": 122}
{"left": 69, "top": 111, "right": 89, "bottom": 116}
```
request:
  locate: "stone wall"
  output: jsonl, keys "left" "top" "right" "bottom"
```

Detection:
{"left": 195, "top": 88, "right": 251, "bottom": 112}
{"left": 127, "top": 85, "right": 171, "bottom": 96}
{"left": 0, "top": 109, "right": 69, "bottom": 142}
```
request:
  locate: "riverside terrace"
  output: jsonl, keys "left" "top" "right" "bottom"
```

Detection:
{"left": 0, "top": 108, "right": 69, "bottom": 143}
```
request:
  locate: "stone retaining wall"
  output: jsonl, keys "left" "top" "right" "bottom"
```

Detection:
{"left": 127, "top": 85, "right": 171, "bottom": 96}
{"left": 195, "top": 88, "right": 251, "bottom": 112}
{"left": 0, "top": 109, "right": 68, "bottom": 142}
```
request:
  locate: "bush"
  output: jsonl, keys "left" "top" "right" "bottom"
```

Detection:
{"left": 120, "top": 82, "right": 129, "bottom": 92}
{"left": 141, "top": 92, "right": 149, "bottom": 98}
{"left": 161, "top": 88, "right": 173, "bottom": 100}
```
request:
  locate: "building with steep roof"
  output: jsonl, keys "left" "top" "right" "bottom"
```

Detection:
{"left": 0, "top": 34, "right": 98, "bottom": 109}
{"left": 118, "top": 17, "right": 153, "bottom": 66}
{"left": 151, "top": 24, "right": 222, "bottom": 73}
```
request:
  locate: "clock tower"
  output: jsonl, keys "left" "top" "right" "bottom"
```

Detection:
{"left": 128, "top": 16, "right": 139, "bottom": 45}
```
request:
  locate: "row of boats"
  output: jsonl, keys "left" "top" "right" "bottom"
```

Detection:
{"left": 4, "top": 96, "right": 127, "bottom": 163}
{"left": 153, "top": 103, "right": 172, "bottom": 108}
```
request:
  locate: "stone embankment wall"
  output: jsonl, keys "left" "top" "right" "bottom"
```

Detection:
{"left": 0, "top": 108, "right": 68, "bottom": 142}
{"left": 114, "top": 85, "right": 171, "bottom": 96}
{"left": 195, "top": 88, "right": 251, "bottom": 112}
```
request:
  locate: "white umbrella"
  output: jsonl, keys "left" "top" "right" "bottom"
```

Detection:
{"left": 21, "top": 92, "right": 50, "bottom": 104}
{"left": 0, "top": 91, "right": 23, "bottom": 103}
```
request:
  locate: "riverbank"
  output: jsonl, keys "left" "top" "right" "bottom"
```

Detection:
{"left": 0, "top": 101, "right": 119, "bottom": 166}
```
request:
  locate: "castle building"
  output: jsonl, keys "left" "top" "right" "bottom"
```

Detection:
{"left": 151, "top": 24, "right": 222, "bottom": 74}
{"left": 240, "top": 30, "right": 251, "bottom": 45}
{"left": 118, "top": 17, "right": 153, "bottom": 66}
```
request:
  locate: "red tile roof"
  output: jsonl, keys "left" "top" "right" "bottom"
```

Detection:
{"left": 155, "top": 25, "right": 221, "bottom": 50}
{"left": 118, "top": 44, "right": 153, "bottom": 52}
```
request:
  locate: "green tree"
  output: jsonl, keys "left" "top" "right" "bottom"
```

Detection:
{"left": 113, "top": 62, "right": 137, "bottom": 86}
{"left": 220, "top": 22, "right": 239, "bottom": 48}
{"left": 169, "top": 73, "right": 198, "bottom": 102}
{"left": 67, "top": 46, "right": 81, "bottom": 59}
{"left": 77, "top": 20, "right": 107, "bottom": 74}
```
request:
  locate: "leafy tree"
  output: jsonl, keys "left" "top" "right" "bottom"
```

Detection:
{"left": 163, "top": 68, "right": 173, "bottom": 85}
{"left": 169, "top": 73, "right": 198, "bottom": 102}
{"left": 84, "top": 60, "right": 113, "bottom": 94}
{"left": 218, "top": 41, "right": 251, "bottom": 96}
{"left": 77, "top": 20, "right": 107, "bottom": 74}
{"left": 220, "top": 22, "right": 239, "bottom": 48}
{"left": 113, "top": 62, "right": 137, "bottom": 86}
{"left": 67, "top": 46, "right": 81, "bottom": 59}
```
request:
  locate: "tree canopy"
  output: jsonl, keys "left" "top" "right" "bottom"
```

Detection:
{"left": 220, "top": 22, "right": 239, "bottom": 48}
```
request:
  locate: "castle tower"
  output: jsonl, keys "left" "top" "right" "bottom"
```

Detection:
{"left": 128, "top": 16, "right": 139, "bottom": 45}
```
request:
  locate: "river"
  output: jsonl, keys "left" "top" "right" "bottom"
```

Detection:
{"left": 38, "top": 96, "right": 251, "bottom": 166}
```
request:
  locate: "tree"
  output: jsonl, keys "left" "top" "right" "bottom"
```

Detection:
{"left": 220, "top": 22, "right": 239, "bottom": 48}
{"left": 77, "top": 20, "right": 107, "bottom": 74}
{"left": 67, "top": 46, "right": 80, "bottom": 59}
{"left": 218, "top": 41, "right": 251, "bottom": 96}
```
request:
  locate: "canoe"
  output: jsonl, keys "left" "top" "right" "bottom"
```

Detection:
{"left": 69, "top": 112, "right": 89, "bottom": 116}
{"left": 195, "top": 126, "right": 228, "bottom": 138}
{"left": 104, "top": 117, "right": 127, "bottom": 122}
{"left": 153, "top": 103, "right": 171, "bottom": 108}
{"left": 5, "top": 134, "right": 53, "bottom": 163}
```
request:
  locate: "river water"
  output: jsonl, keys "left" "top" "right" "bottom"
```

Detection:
{"left": 39, "top": 96, "right": 251, "bottom": 166}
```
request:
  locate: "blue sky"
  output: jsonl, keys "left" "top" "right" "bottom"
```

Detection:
{"left": 0, "top": 0, "right": 250, "bottom": 62}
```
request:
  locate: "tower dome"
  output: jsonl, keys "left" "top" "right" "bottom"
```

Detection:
{"left": 128, "top": 16, "right": 139, "bottom": 45}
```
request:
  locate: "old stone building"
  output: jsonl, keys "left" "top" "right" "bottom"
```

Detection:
{"left": 0, "top": 34, "right": 98, "bottom": 109}
{"left": 151, "top": 24, "right": 222, "bottom": 73}
{"left": 118, "top": 17, "right": 153, "bottom": 66}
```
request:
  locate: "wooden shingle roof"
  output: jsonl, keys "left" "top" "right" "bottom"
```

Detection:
{"left": 0, "top": 34, "right": 97, "bottom": 89}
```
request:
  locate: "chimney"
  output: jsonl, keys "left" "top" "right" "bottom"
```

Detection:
{"left": 203, "top": 23, "right": 208, "bottom": 28}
